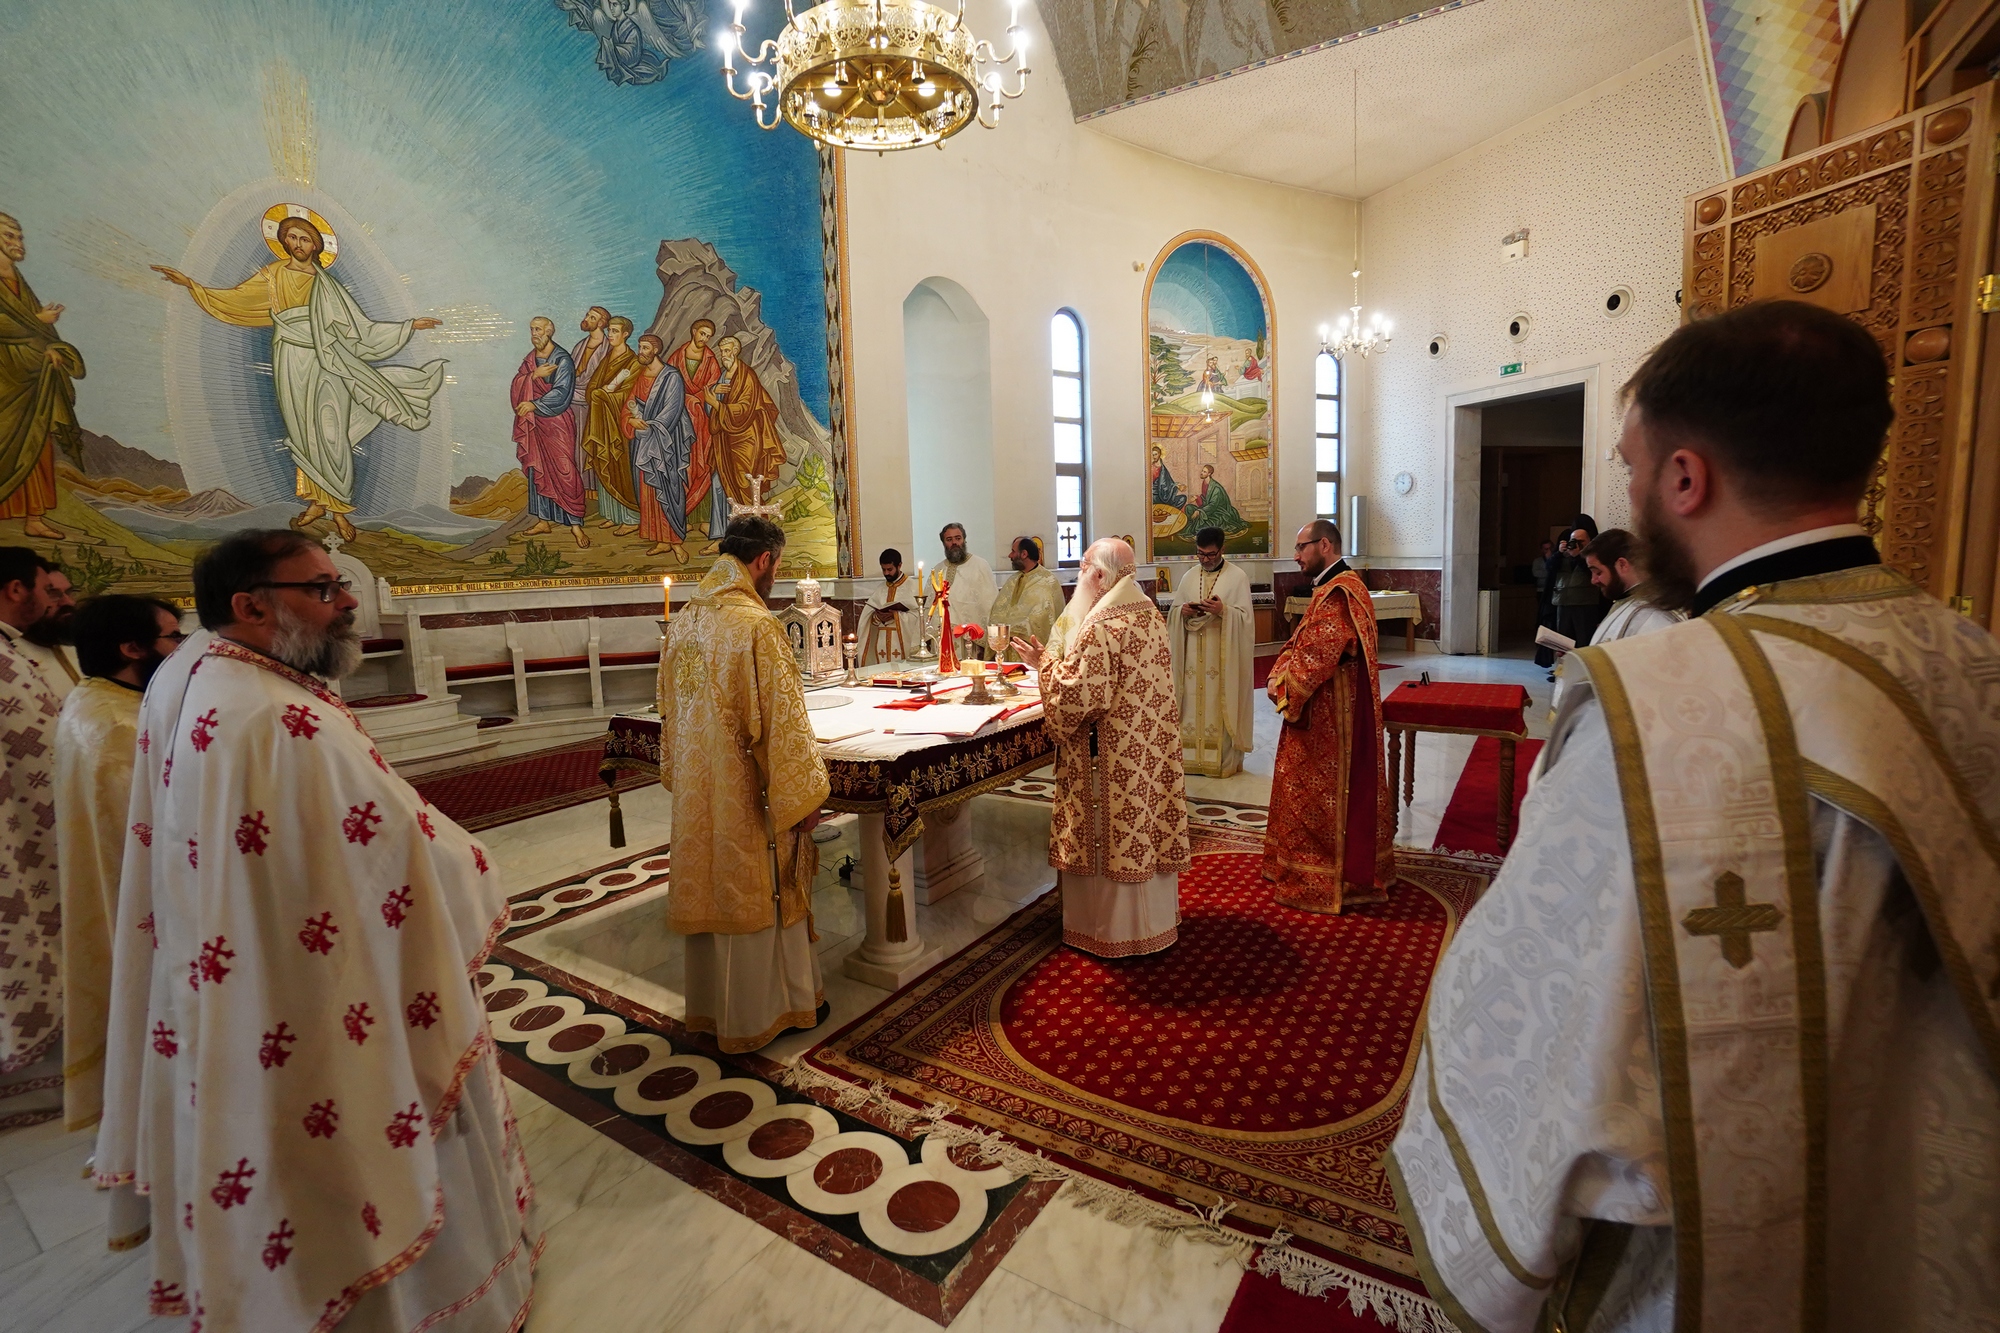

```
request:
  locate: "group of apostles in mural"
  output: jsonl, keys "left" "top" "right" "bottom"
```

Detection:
{"left": 512, "top": 306, "right": 787, "bottom": 561}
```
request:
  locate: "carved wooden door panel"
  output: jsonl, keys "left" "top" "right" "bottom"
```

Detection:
{"left": 1683, "top": 84, "right": 1998, "bottom": 618}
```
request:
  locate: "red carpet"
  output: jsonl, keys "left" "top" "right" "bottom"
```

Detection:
{"left": 808, "top": 833, "right": 1493, "bottom": 1278}
{"left": 1221, "top": 1269, "right": 1415, "bottom": 1332}
{"left": 1431, "top": 735, "right": 1544, "bottom": 858}
{"left": 412, "top": 739, "right": 651, "bottom": 832}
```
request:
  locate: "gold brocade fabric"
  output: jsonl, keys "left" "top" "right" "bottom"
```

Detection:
{"left": 53, "top": 678, "right": 140, "bottom": 1131}
{"left": 1041, "top": 577, "right": 1191, "bottom": 882}
{"left": 990, "top": 565, "right": 1065, "bottom": 661}
{"left": 658, "top": 556, "right": 830, "bottom": 935}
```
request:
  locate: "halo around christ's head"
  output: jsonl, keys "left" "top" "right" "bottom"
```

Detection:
{"left": 262, "top": 203, "right": 338, "bottom": 268}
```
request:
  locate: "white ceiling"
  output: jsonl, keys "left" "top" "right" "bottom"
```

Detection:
{"left": 1078, "top": 0, "right": 1697, "bottom": 198}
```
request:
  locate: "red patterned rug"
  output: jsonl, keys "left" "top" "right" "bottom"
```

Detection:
{"left": 804, "top": 835, "right": 1493, "bottom": 1277}
{"left": 413, "top": 738, "right": 650, "bottom": 832}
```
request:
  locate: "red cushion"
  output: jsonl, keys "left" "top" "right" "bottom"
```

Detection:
{"left": 444, "top": 661, "right": 511, "bottom": 682}
{"left": 523, "top": 655, "right": 589, "bottom": 674}
{"left": 598, "top": 651, "right": 659, "bottom": 667}
{"left": 1381, "top": 681, "right": 1527, "bottom": 734}
{"left": 360, "top": 637, "right": 404, "bottom": 653}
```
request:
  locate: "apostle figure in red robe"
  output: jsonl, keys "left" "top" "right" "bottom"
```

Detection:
{"left": 669, "top": 318, "right": 725, "bottom": 548}
{"left": 511, "top": 315, "right": 590, "bottom": 547}
{"left": 1261, "top": 519, "right": 1395, "bottom": 912}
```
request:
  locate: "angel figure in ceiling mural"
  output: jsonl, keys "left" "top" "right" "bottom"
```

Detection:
{"left": 154, "top": 205, "right": 445, "bottom": 541}
{"left": 556, "top": 0, "right": 703, "bottom": 85}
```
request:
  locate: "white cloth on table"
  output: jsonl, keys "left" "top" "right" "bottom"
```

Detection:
{"left": 683, "top": 920, "right": 823, "bottom": 1054}
{"left": 1060, "top": 870, "right": 1180, "bottom": 957}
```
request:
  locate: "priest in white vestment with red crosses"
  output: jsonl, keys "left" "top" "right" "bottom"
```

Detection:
{"left": 1392, "top": 302, "right": 2000, "bottom": 1331}
{"left": 1016, "top": 537, "right": 1190, "bottom": 957}
{"left": 95, "top": 530, "right": 538, "bottom": 1332}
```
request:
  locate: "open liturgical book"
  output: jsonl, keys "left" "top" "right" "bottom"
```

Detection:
{"left": 1534, "top": 624, "right": 1576, "bottom": 654}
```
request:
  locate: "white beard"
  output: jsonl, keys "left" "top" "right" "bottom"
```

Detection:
{"left": 270, "top": 602, "right": 363, "bottom": 680}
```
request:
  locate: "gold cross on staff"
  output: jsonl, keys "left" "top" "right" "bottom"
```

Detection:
{"left": 1681, "top": 871, "right": 1784, "bottom": 969}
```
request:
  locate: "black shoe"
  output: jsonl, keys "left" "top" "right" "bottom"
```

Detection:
{"left": 814, "top": 999, "right": 831, "bottom": 1026}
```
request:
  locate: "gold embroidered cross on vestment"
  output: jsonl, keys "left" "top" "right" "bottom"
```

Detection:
{"left": 1681, "top": 870, "right": 1784, "bottom": 969}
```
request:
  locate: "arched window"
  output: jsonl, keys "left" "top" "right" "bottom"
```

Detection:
{"left": 1315, "top": 352, "right": 1341, "bottom": 519}
{"left": 1051, "top": 310, "right": 1088, "bottom": 566}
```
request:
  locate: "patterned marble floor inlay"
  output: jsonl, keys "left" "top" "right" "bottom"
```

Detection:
{"left": 994, "top": 776, "right": 1270, "bottom": 832}
{"left": 486, "top": 848, "right": 1060, "bottom": 1325}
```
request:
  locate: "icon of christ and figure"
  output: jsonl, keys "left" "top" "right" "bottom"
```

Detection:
{"left": 154, "top": 205, "right": 445, "bottom": 542}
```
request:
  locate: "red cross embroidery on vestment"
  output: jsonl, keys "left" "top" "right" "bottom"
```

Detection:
{"left": 281, "top": 703, "right": 320, "bottom": 739}
{"left": 161, "top": 756, "right": 173, "bottom": 787}
{"left": 416, "top": 810, "right": 435, "bottom": 841}
{"left": 138, "top": 912, "right": 156, "bottom": 948}
{"left": 361, "top": 1202, "right": 381, "bottom": 1237}
{"left": 131, "top": 822, "right": 151, "bottom": 847}
{"left": 258, "top": 1022, "right": 297, "bottom": 1069}
{"left": 182, "top": 1202, "right": 192, "bottom": 1230}
{"left": 234, "top": 812, "right": 269, "bottom": 856}
{"left": 195, "top": 935, "right": 233, "bottom": 984}
{"left": 472, "top": 846, "right": 489, "bottom": 874}
{"left": 344, "top": 1001, "right": 376, "bottom": 1045}
{"left": 384, "top": 1101, "right": 423, "bottom": 1149}
{"left": 188, "top": 709, "right": 219, "bottom": 752}
{"left": 210, "top": 1157, "right": 256, "bottom": 1210}
{"left": 151, "top": 1022, "right": 177, "bottom": 1058}
{"left": 298, "top": 911, "right": 338, "bottom": 955}
{"left": 342, "top": 802, "right": 382, "bottom": 845}
{"left": 405, "top": 991, "right": 440, "bottom": 1029}
{"left": 381, "top": 885, "right": 413, "bottom": 929}
{"left": 262, "top": 1219, "right": 294, "bottom": 1270}
{"left": 137, "top": 730, "right": 149, "bottom": 755}
{"left": 185, "top": 837, "right": 196, "bottom": 868}
{"left": 189, "top": 1296, "right": 205, "bottom": 1333}
{"left": 148, "top": 1281, "right": 182, "bottom": 1313}
{"left": 302, "top": 1098, "right": 338, "bottom": 1139}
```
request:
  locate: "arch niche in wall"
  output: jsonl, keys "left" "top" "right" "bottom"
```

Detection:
{"left": 903, "top": 277, "right": 998, "bottom": 563}
{"left": 1143, "top": 232, "right": 1275, "bottom": 560}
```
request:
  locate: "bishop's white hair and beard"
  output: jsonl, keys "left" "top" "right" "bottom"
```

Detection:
{"left": 269, "top": 599, "right": 364, "bottom": 680}
{"left": 1072, "top": 542, "right": 1136, "bottom": 618}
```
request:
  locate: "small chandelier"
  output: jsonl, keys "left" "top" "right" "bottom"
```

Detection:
{"left": 1322, "top": 268, "right": 1391, "bottom": 361}
{"left": 1323, "top": 70, "right": 1391, "bottom": 361}
{"left": 721, "top": 0, "right": 1031, "bottom": 153}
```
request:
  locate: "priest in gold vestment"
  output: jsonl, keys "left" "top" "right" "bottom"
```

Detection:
{"left": 54, "top": 594, "right": 179, "bottom": 1246}
{"left": 1017, "top": 538, "right": 1189, "bottom": 957}
{"left": 1261, "top": 520, "right": 1394, "bottom": 913}
{"left": 989, "top": 536, "right": 1064, "bottom": 662}
{"left": 1394, "top": 302, "right": 2000, "bottom": 1333}
{"left": 658, "top": 516, "right": 828, "bottom": 1051}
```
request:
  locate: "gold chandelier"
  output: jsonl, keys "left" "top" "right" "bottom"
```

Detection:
{"left": 721, "top": 0, "right": 1031, "bottom": 152}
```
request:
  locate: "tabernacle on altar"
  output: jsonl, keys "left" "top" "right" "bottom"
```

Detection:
{"left": 5, "top": 3, "right": 1999, "bottom": 1330}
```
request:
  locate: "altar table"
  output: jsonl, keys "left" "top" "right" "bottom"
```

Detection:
{"left": 1381, "top": 680, "right": 1530, "bottom": 852}
{"left": 600, "top": 679, "right": 1052, "bottom": 989}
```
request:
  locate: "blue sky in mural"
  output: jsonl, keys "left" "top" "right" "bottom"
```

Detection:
{"left": 0, "top": 0, "right": 825, "bottom": 486}
{"left": 1149, "top": 241, "right": 1266, "bottom": 343}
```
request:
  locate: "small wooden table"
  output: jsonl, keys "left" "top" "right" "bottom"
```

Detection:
{"left": 1381, "top": 680, "right": 1531, "bottom": 852}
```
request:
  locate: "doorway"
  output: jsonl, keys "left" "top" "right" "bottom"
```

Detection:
{"left": 1477, "top": 389, "right": 1584, "bottom": 651}
{"left": 903, "top": 277, "right": 997, "bottom": 563}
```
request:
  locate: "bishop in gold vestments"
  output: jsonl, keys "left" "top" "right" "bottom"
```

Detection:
{"left": 1262, "top": 530, "right": 1394, "bottom": 914}
{"left": 658, "top": 553, "right": 828, "bottom": 1051}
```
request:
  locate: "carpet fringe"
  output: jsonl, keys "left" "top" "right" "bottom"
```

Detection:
{"left": 777, "top": 1063, "right": 1457, "bottom": 1330}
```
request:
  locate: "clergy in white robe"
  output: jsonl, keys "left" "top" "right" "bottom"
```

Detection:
{"left": 937, "top": 523, "right": 996, "bottom": 659}
{"left": 1021, "top": 539, "right": 1189, "bottom": 957}
{"left": 1168, "top": 530, "right": 1255, "bottom": 777}
{"left": 989, "top": 537, "right": 1065, "bottom": 663}
{"left": 861, "top": 548, "right": 922, "bottom": 665}
{"left": 95, "top": 531, "right": 535, "bottom": 1331}
{"left": 55, "top": 594, "right": 181, "bottom": 1247}
{"left": 1550, "top": 528, "right": 1682, "bottom": 712}
{"left": 658, "top": 518, "right": 828, "bottom": 1051}
{"left": 0, "top": 548, "right": 64, "bottom": 1131}
{"left": 1391, "top": 301, "right": 2000, "bottom": 1332}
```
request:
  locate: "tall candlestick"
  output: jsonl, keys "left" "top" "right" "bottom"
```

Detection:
{"left": 662, "top": 575, "right": 672, "bottom": 622}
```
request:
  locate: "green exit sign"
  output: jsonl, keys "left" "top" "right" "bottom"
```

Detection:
{"left": 1500, "top": 362, "right": 1524, "bottom": 377}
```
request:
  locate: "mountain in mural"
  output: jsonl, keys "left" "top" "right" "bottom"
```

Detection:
{"left": 451, "top": 475, "right": 497, "bottom": 504}
{"left": 78, "top": 430, "right": 187, "bottom": 491}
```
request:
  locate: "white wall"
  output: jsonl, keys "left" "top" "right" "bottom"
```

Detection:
{"left": 841, "top": 0, "right": 1356, "bottom": 577}
{"left": 1351, "top": 40, "right": 1727, "bottom": 559}
{"left": 903, "top": 278, "right": 998, "bottom": 561}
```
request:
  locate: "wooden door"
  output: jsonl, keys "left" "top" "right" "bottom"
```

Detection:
{"left": 1684, "top": 83, "right": 2000, "bottom": 623}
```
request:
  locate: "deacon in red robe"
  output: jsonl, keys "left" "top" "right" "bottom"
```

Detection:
{"left": 1261, "top": 520, "right": 1394, "bottom": 913}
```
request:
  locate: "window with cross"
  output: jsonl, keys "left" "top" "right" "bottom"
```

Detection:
{"left": 1052, "top": 309, "right": 1088, "bottom": 567}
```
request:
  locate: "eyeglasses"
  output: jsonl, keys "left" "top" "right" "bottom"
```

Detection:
{"left": 158, "top": 630, "right": 188, "bottom": 643}
{"left": 253, "top": 579, "right": 352, "bottom": 603}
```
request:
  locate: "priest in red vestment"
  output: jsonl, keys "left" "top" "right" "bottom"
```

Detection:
{"left": 1262, "top": 520, "right": 1395, "bottom": 913}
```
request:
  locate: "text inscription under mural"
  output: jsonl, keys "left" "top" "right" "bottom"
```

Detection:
{"left": 0, "top": 0, "right": 850, "bottom": 599}
{"left": 1144, "top": 233, "right": 1274, "bottom": 561}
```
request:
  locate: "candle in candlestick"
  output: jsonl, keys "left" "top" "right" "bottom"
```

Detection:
{"left": 662, "top": 575, "right": 672, "bottom": 622}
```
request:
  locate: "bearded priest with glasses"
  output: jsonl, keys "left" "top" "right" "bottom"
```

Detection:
{"left": 95, "top": 530, "right": 538, "bottom": 1332}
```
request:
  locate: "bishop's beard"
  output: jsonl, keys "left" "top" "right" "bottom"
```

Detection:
{"left": 945, "top": 548, "right": 969, "bottom": 565}
{"left": 270, "top": 601, "right": 363, "bottom": 680}
{"left": 1635, "top": 485, "right": 1700, "bottom": 614}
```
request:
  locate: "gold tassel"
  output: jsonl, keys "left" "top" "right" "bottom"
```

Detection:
{"left": 885, "top": 865, "right": 908, "bottom": 943}
{"left": 607, "top": 791, "right": 627, "bottom": 848}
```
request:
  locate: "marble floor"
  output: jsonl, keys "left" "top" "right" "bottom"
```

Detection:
{"left": 0, "top": 646, "right": 1534, "bottom": 1332}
